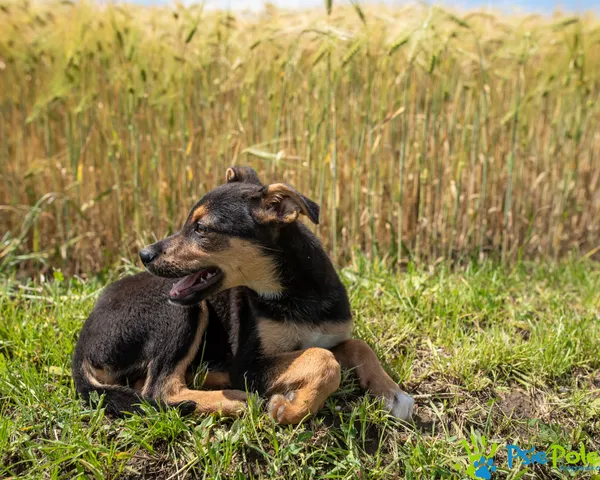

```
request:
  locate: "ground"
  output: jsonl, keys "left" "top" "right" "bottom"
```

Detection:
{"left": 1, "top": 260, "right": 599, "bottom": 479}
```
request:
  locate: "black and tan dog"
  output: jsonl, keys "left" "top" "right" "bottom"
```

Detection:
{"left": 72, "top": 166, "right": 414, "bottom": 423}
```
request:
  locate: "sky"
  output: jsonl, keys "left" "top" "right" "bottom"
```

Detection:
{"left": 129, "top": 0, "right": 599, "bottom": 14}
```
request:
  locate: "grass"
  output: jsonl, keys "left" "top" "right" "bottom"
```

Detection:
{"left": 1, "top": 259, "right": 600, "bottom": 478}
{"left": 1, "top": 1, "right": 599, "bottom": 477}
{"left": 1, "top": 1, "right": 600, "bottom": 275}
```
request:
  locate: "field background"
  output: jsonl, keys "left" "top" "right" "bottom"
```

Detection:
{"left": 2, "top": 1, "right": 600, "bottom": 479}
{"left": 1, "top": 1, "right": 599, "bottom": 275}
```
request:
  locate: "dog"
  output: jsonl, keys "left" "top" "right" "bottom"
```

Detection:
{"left": 72, "top": 166, "right": 414, "bottom": 423}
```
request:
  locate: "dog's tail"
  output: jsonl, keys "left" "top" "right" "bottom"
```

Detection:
{"left": 72, "top": 358, "right": 196, "bottom": 417}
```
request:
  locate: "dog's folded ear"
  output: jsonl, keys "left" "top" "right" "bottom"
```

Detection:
{"left": 225, "top": 166, "right": 263, "bottom": 185}
{"left": 254, "top": 183, "right": 320, "bottom": 225}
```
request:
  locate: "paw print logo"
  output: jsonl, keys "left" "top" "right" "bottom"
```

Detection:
{"left": 473, "top": 456, "right": 497, "bottom": 479}
{"left": 459, "top": 433, "right": 500, "bottom": 480}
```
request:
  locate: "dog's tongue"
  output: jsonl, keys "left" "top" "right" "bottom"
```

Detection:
{"left": 170, "top": 271, "right": 202, "bottom": 297}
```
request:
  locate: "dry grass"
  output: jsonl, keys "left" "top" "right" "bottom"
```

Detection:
{"left": 1, "top": 1, "right": 599, "bottom": 274}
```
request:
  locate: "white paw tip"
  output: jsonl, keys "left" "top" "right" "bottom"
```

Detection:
{"left": 285, "top": 391, "right": 296, "bottom": 402}
{"left": 276, "top": 404, "right": 285, "bottom": 421}
{"left": 267, "top": 394, "right": 288, "bottom": 422}
{"left": 385, "top": 391, "right": 415, "bottom": 420}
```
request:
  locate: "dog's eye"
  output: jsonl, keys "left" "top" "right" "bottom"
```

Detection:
{"left": 195, "top": 223, "right": 210, "bottom": 234}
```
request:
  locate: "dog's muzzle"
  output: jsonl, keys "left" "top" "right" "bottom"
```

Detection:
{"left": 139, "top": 248, "right": 158, "bottom": 266}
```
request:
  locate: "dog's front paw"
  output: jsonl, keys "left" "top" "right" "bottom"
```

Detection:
{"left": 267, "top": 391, "right": 306, "bottom": 424}
{"left": 268, "top": 393, "right": 290, "bottom": 423}
{"left": 383, "top": 389, "right": 414, "bottom": 420}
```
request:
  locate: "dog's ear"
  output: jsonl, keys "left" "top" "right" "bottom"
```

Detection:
{"left": 254, "top": 183, "right": 320, "bottom": 225}
{"left": 225, "top": 166, "right": 263, "bottom": 185}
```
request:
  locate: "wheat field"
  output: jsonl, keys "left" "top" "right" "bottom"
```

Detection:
{"left": 1, "top": 1, "right": 599, "bottom": 274}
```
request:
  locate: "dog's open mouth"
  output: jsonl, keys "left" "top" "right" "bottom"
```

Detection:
{"left": 169, "top": 267, "right": 223, "bottom": 301}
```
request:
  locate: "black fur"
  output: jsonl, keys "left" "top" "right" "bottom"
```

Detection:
{"left": 203, "top": 221, "right": 351, "bottom": 393}
{"left": 72, "top": 167, "right": 351, "bottom": 415}
{"left": 72, "top": 274, "right": 203, "bottom": 416}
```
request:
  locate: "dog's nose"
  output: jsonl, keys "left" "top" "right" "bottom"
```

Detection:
{"left": 139, "top": 248, "right": 158, "bottom": 266}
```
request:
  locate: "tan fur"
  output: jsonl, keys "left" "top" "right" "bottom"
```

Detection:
{"left": 190, "top": 205, "right": 209, "bottom": 224}
{"left": 201, "top": 371, "right": 232, "bottom": 389}
{"left": 258, "top": 183, "right": 308, "bottom": 224}
{"left": 265, "top": 348, "right": 341, "bottom": 424}
{"left": 83, "top": 361, "right": 117, "bottom": 388}
{"left": 83, "top": 360, "right": 149, "bottom": 392}
{"left": 330, "top": 339, "right": 399, "bottom": 400}
{"left": 161, "top": 237, "right": 283, "bottom": 297}
{"left": 252, "top": 207, "right": 292, "bottom": 224}
{"left": 157, "top": 303, "right": 246, "bottom": 415}
{"left": 133, "top": 377, "right": 146, "bottom": 392}
{"left": 166, "top": 388, "right": 246, "bottom": 414}
{"left": 218, "top": 239, "right": 283, "bottom": 295}
{"left": 257, "top": 318, "right": 351, "bottom": 356}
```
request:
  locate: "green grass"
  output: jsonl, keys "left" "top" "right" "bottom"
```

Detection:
{"left": 1, "top": 260, "right": 600, "bottom": 478}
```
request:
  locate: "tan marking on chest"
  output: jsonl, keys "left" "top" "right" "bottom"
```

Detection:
{"left": 215, "top": 238, "right": 283, "bottom": 296}
{"left": 257, "top": 318, "right": 351, "bottom": 356}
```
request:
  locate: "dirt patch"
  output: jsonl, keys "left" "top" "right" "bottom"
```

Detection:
{"left": 497, "top": 389, "right": 535, "bottom": 420}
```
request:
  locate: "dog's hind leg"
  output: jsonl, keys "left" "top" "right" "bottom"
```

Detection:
{"left": 330, "top": 339, "right": 414, "bottom": 420}
{"left": 142, "top": 308, "right": 246, "bottom": 417}
{"left": 160, "top": 383, "right": 246, "bottom": 416}
{"left": 245, "top": 348, "right": 341, "bottom": 424}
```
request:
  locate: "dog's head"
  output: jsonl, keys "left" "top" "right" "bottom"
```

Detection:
{"left": 139, "top": 166, "right": 319, "bottom": 306}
